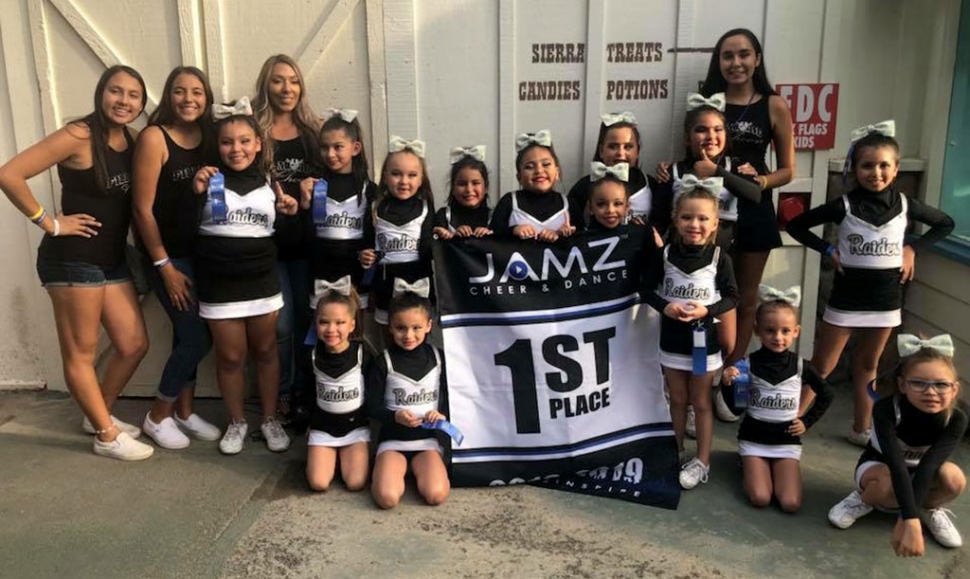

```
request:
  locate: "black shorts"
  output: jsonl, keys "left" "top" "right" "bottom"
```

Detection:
{"left": 734, "top": 192, "right": 782, "bottom": 252}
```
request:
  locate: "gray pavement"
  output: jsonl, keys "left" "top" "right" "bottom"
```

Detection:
{"left": 1, "top": 389, "right": 967, "bottom": 579}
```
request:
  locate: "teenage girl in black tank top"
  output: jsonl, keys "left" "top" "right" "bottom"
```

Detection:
{"left": 132, "top": 67, "right": 221, "bottom": 450}
{"left": 252, "top": 54, "right": 321, "bottom": 421}
{"left": 0, "top": 66, "right": 154, "bottom": 461}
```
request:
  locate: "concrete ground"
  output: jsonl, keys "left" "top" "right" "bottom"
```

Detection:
{"left": 1, "top": 389, "right": 967, "bottom": 579}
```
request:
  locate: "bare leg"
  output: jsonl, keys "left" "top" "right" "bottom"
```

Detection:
{"left": 859, "top": 464, "right": 899, "bottom": 510}
{"left": 339, "top": 442, "right": 371, "bottom": 491}
{"left": 665, "top": 368, "right": 690, "bottom": 452}
{"left": 724, "top": 250, "right": 770, "bottom": 367}
{"left": 850, "top": 328, "right": 893, "bottom": 434}
{"left": 411, "top": 450, "right": 450, "bottom": 505}
{"left": 771, "top": 458, "right": 803, "bottom": 513}
{"left": 372, "top": 451, "right": 408, "bottom": 509}
{"left": 98, "top": 282, "right": 149, "bottom": 410}
{"left": 716, "top": 310, "right": 737, "bottom": 360}
{"left": 690, "top": 372, "right": 715, "bottom": 464}
{"left": 742, "top": 456, "right": 774, "bottom": 508}
{"left": 208, "top": 319, "right": 249, "bottom": 423}
{"left": 246, "top": 312, "right": 281, "bottom": 421}
{"left": 175, "top": 386, "right": 196, "bottom": 420}
{"left": 306, "top": 446, "right": 338, "bottom": 492}
{"left": 924, "top": 462, "right": 967, "bottom": 508}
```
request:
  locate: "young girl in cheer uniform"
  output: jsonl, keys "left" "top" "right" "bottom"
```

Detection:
{"left": 305, "top": 278, "right": 371, "bottom": 492}
{"left": 787, "top": 123, "right": 954, "bottom": 446}
{"left": 300, "top": 109, "right": 377, "bottom": 307}
{"left": 642, "top": 186, "right": 738, "bottom": 489}
{"left": 252, "top": 54, "right": 321, "bottom": 420}
{"left": 367, "top": 285, "right": 451, "bottom": 509}
{"left": 0, "top": 66, "right": 153, "bottom": 461}
{"left": 132, "top": 66, "right": 220, "bottom": 450}
{"left": 192, "top": 98, "right": 298, "bottom": 455}
{"left": 433, "top": 145, "right": 492, "bottom": 239}
{"left": 359, "top": 137, "right": 435, "bottom": 326}
{"left": 721, "top": 285, "right": 833, "bottom": 512}
{"left": 828, "top": 335, "right": 967, "bottom": 556}
{"left": 490, "top": 131, "right": 576, "bottom": 242}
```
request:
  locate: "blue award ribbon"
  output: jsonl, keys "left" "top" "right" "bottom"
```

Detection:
{"left": 303, "top": 326, "right": 318, "bottom": 347}
{"left": 732, "top": 359, "right": 750, "bottom": 410}
{"left": 360, "top": 251, "right": 383, "bottom": 286}
{"left": 421, "top": 419, "right": 464, "bottom": 445}
{"left": 208, "top": 172, "right": 227, "bottom": 224}
{"left": 691, "top": 322, "right": 707, "bottom": 376}
{"left": 312, "top": 179, "right": 329, "bottom": 225}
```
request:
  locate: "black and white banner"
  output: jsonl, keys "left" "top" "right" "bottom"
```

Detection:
{"left": 434, "top": 227, "right": 680, "bottom": 509}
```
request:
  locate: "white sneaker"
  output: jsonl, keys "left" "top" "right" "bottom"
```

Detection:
{"left": 142, "top": 414, "right": 190, "bottom": 450}
{"left": 828, "top": 490, "right": 873, "bottom": 529}
{"left": 847, "top": 426, "right": 871, "bottom": 448}
{"left": 679, "top": 458, "right": 709, "bottom": 490}
{"left": 93, "top": 431, "right": 154, "bottom": 461}
{"left": 685, "top": 406, "right": 697, "bottom": 439}
{"left": 925, "top": 508, "right": 963, "bottom": 548}
{"left": 261, "top": 418, "right": 291, "bottom": 452}
{"left": 82, "top": 415, "right": 141, "bottom": 439}
{"left": 174, "top": 413, "right": 221, "bottom": 441}
{"left": 715, "top": 388, "right": 742, "bottom": 422}
{"left": 219, "top": 421, "right": 248, "bottom": 455}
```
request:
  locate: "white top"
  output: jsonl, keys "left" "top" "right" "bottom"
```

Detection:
{"left": 314, "top": 181, "right": 368, "bottom": 240}
{"left": 627, "top": 183, "right": 653, "bottom": 222}
{"left": 375, "top": 200, "right": 428, "bottom": 264}
{"left": 661, "top": 245, "right": 720, "bottom": 306}
{"left": 672, "top": 160, "right": 737, "bottom": 222}
{"left": 746, "top": 359, "right": 803, "bottom": 423}
{"left": 383, "top": 348, "right": 441, "bottom": 418}
{"left": 312, "top": 346, "right": 365, "bottom": 415}
{"left": 508, "top": 191, "right": 569, "bottom": 232}
{"left": 837, "top": 195, "right": 908, "bottom": 269}
{"left": 198, "top": 183, "right": 275, "bottom": 238}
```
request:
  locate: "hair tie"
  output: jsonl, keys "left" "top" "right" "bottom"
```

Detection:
{"left": 758, "top": 284, "right": 802, "bottom": 308}
{"left": 515, "top": 130, "right": 552, "bottom": 152}
{"left": 897, "top": 334, "right": 954, "bottom": 358}
{"left": 392, "top": 277, "right": 430, "bottom": 299}
{"left": 449, "top": 145, "right": 486, "bottom": 165}
{"left": 686, "top": 93, "right": 726, "bottom": 112}
{"left": 679, "top": 174, "right": 723, "bottom": 195}
{"left": 212, "top": 96, "right": 253, "bottom": 120}
{"left": 388, "top": 135, "right": 426, "bottom": 158}
{"left": 323, "top": 108, "right": 359, "bottom": 123}
{"left": 590, "top": 161, "right": 629, "bottom": 182}
{"left": 601, "top": 112, "right": 637, "bottom": 126}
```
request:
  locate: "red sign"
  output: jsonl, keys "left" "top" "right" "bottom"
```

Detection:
{"left": 776, "top": 83, "right": 839, "bottom": 150}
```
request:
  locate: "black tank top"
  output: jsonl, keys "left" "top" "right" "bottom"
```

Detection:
{"left": 272, "top": 136, "right": 312, "bottom": 260}
{"left": 725, "top": 95, "right": 773, "bottom": 174}
{"left": 38, "top": 129, "right": 135, "bottom": 268}
{"left": 151, "top": 128, "right": 204, "bottom": 258}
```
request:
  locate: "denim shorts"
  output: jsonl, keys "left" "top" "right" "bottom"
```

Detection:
{"left": 36, "top": 259, "right": 131, "bottom": 287}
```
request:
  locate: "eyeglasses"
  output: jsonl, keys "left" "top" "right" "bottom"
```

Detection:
{"left": 904, "top": 378, "right": 957, "bottom": 393}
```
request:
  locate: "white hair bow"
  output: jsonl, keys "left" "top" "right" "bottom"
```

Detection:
{"left": 388, "top": 135, "right": 426, "bottom": 158}
{"left": 679, "top": 174, "right": 723, "bottom": 194}
{"left": 897, "top": 334, "right": 954, "bottom": 358}
{"left": 601, "top": 111, "right": 637, "bottom": 126}
{"left": 590, "top": 161, "right": 629, "bottom": 182}
{"left": 450, "top": 145, "right": 486, "bottom": 165}
{"left": 392, "top": 277, "right": 430, "bottom": 299}
{"left": 314, "top": 276, "right": 352, "bottom": 299}
{"left": 850, "top": 120, "right": 895, "bottom": 144}
{"left": 758, "top": 284, "right": 802, "bottom": 308}
{"left": 323, "top": 108, "right": 359, "bottom": 123}
{"left": 212, "top": 96, "right": 253, "bottom": 120}
{"left": 515, "top": 130, "right": 553, "bottom": 152}
{"left": 686, "top": 92, "right": 726, "bottom": 112}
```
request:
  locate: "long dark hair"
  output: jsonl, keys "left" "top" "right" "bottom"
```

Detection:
{"left": 448, "top": 155, "right": 490, "bottom": 209}
{"left": 681, "top": 106, "right": 732, "bottom": 162}
{"left": 213, "top": 111, "right": 274, "bottom": 176}
{"left": 320, "top": 115, "right": 370, "bottom": 203}
{"left": 700, "top": 28, "right": 776, "bottom": 98}
{"left": 592, "top": 122, "right": 642, "bottom": 166}
{"left": 72, "top": 65, "right": 147, "bottom": 191}
{"left": 148, "top": 66, "right": 213, "bottom": 128}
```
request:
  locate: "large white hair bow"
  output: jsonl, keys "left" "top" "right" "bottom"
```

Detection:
{"left": 388, "top": 135, "right": 426, "bottom": 158}
{"left": 686, "top": 92, "right": 726, "bottom": 112}
{"left": 758, "top": 284, "right": 802, "bottom": 308}
{"left": 450, "top": 145, "right": 486, "bottom": 165}
{"left": 897, "top": 334, "right": 954, "bottom": 358}
{"left": 392, "top": 277, "right": 431, "bottom": 298}
{"left": 212, "top": 96, "right": 253, "bottom": 120}
{"left": 515, "top": 130, "right": 553, "bottom": 152}
{"left": 590, "top": 161, "right": 629, "bottom": 182}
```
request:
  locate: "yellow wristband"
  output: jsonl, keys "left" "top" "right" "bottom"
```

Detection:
{"left": 28, "top": 206, "right": 45, "bottom": 221}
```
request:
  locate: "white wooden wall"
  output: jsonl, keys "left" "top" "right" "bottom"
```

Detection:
{"left": 0, "top": 0, "right": 960, "bottom": 392}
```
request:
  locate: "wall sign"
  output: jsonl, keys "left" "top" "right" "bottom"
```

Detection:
{"left": 776, "top": 83, "right": 840, "bottom": 150}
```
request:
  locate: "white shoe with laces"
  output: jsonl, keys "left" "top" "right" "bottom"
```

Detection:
{"left": 925, "top": 508, "right": 963, "bottom": 548}
{"left": 219, "top": 421, "right": 248, "bottom": 455}
{"left": 261, "top": 418, "right": 291, "bottom": 452}
{"left": 847, "top": 427, "right": 871, "bottom": 448}
{"left": 93, "top": 431, "right": 154, "bottom": 461}
{"left": 685, "top": 406, "right": 696, "bottom": 439}
{"left": 83, "top": 415, "right": 141, "bottom": 439}
{"left": 828, "top": 490, "right": 873, "bottom": 529}
{"left": 715, "top": 387, "right": 742, "bottom": 422}
{"left": 175, "top": 413, "right": 221, "bottom": 441}
{"left": 142, "top": 413, "right": 190, "bottom": 450}
{"left": 679, "top": 458, "right": 709, "bottom": 490}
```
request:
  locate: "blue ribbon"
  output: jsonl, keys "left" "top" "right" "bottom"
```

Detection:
{"left": 421, "top": 419, "right": 464, "bottom": 445}
{"left": 312, "top": 179, "right": 329, "bottom": 225}
{"left": 360, "top": 251, "right": 383, "bottom": 286}
{"left": 303, "top": 326, "right": 317, "bottom": 346}
{"left": 731, "top": 359, "right": 750, "bottom": 410}
{"left": 208, "top": 172, "right": 228, "bottom": 224}
{"left": 691, "top": 323, "right": 707, "bottom": 375}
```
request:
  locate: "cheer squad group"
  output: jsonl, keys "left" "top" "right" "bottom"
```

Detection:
{"left": 0, "top": 27, "right": 964, "bottom": 558}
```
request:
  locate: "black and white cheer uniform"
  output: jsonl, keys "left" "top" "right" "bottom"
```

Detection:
{"left": 370, "top": 195, "right": 434, "bottom": 324}
{"left": 787, "top": 184, "right": 953, "bottom": 328}
{"left": 855, "top": 395, "right": 968, "bottom": 520}
{"left": 656, "top": 158, "right": 761, "bottom": 251}
{"left": 734, "top": 348, "right": 833, "bottom": 460}
{"left": 434, "top": 203, "right": 491, "bottom": 233}
{"left": 566, "top": 167, "right": 663, "bottom": 232}
{"left": 489, "top": 190, "right": 569, "bottom": 236}
{"left": 195, "top": 167, "right": 282, "bottom": 319}
{"left": 37, "top": 129, "right": 135, "bottom": 269}
{"left": 642, "top": 243, "right": 738, "bottom": 372}
{"left": 366, "top": 342, "right": 449, "bottom": 456}
{"left": 307, "top": 172, "right": 376, "bottom": 306}
{"left": 724, "top": 95, "right": 783, "bottom": 252}
{"left": 272, "top": 136, "right": 314, "bottom": 262}
{"left": 307, "top": 341, "right": 372, "bottom": 447}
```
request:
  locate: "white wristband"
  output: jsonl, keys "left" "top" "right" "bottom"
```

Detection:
{"left": 52, "top": 218, "right": 60, "bottom": 237}
{"left": 153, "top": 257, "right": 171, "bottom": 268}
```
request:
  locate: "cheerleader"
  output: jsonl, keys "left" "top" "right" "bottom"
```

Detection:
{"left": 787, "top": 122, "right": 954, "bottom": 446}
{"left": 433, "top": 145, "right": 492, "bottom": 239}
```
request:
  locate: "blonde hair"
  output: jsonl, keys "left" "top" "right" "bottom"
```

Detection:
{"left": 252, "top": 55, "right": 321, "bottom": 173}
{"left": 897, "top": 346, "right": 960, "bottom": 423}
{"left": 670, "top": 188, "right": 719, "bottom": 246}
{"left": 314, "top": 287, "right": 362, "bottom": 340}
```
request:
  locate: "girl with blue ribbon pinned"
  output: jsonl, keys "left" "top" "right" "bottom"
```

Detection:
{"left": 787, "top": 121, "right": 954, "bottom": 447}
{"left": 827, "top": 334, "right": 967, "bottom": 556}
{"left": 641, "top": 184, "right": 738, "bottom": 490}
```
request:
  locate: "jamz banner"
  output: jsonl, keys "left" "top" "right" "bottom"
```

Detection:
{"left": 433, "top": 227, "right": 680, "bottom": 509}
